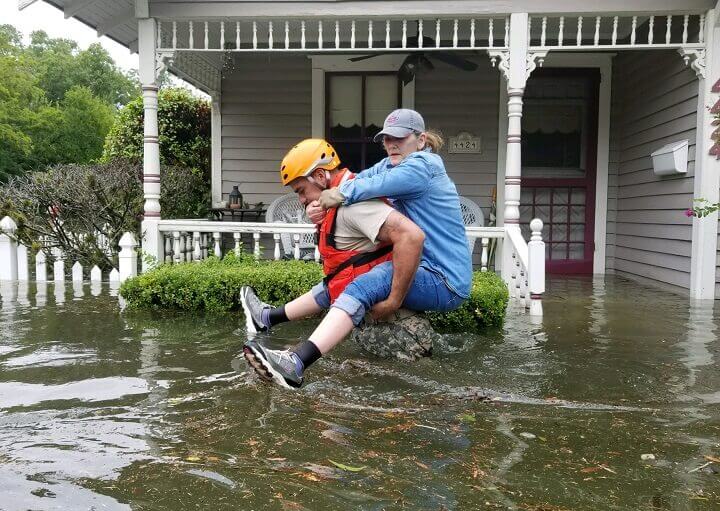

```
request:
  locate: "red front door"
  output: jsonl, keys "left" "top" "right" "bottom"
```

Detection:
{"left": 519, "top": 69, "right": 600, "bottom": 274}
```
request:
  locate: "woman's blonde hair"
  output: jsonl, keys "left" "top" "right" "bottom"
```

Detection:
{"left": 423, "top": 129, "right": 444, "bottom": 153}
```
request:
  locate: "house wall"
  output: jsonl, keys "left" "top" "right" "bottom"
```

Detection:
{"left": 221, "top": 54, "right": 312, "bottom": 206}
{"left": 606, "top": 50, "right": 698, "bottom": 290}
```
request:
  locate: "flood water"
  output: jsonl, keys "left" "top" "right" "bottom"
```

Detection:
{"left": 0, "top": 276, "right": 719, "bottom": 510}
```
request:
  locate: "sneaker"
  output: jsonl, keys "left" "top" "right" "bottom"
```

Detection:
{"left": 243, "top": 340, "right": 304, "bottom": 389}
{"left": 240, "top": 286, "right": 271, "bottom": 335}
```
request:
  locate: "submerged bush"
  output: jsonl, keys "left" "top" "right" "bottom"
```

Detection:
{"left": 120, "top": 255, "right": 509, "bottom": 332}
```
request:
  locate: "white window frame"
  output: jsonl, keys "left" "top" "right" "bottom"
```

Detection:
{"left": 309, "top": 54, "right": 416, "bottom": 138}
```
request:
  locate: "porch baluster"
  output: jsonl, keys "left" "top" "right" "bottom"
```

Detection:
{"left": 699, "top": 14, "right": 705, "bottom": 43}
{"left": 236, "top": 21, "right": 240, "bottom": 49}
{"left": 435, "top": 19, "right": 440, "bottom": 47}
{"left": 453, "top": 19, "right": 458, "bottom": 48}
{"left": 612, "top": 16, "right": 618, "bottom": 45}
{"left": 301, "top": 21, "right": 306, "bottom": 49}
{"left": 285, "top": 21, "right": 289, "bottom": 49}
{"left": 665, "top": 16, "right": 671, "bottom": 45}
{"left": 193, "top": 232, "right": 201, "bottom": 261}
{"left": 385, "top": 20, "right": 390, "bottom": 48}
{"left": 157, "top": 21, "right": 162, "bottom": 47}
{"left": 189, "top": 21, "right": 194, "bottom": 48}
{"left": 293, "top": 234, "right": 301, "bottom": 260}
{"left": 220, "top": 21, "right": 225, "bottom": 49}
{"left": 318, "top": 21, "right": 323, "bottom": 48}
{"left": 576, "top": 16, "right": 582, "bottom": 46}
{"left": 540, "top": 17, "right": 546, "bottom": 46}
{"left": 335, "top": 20, "right": 340, "bottom": 48}
{"left": 234, "top": 232, "right": 242, "bottom": 256}
{"left": 253, "top": 233, "right": 261, "bottom": 259}
{"left": 368, "top": 20, "right": 373, "bottom": 48}
{"left": 172, "top": 21, "right": 177, "bottom": 48}
{"left": 273, "top": 234, "right": 281, "bottom": 260}
{"left": 252, "top": 21, "right": 257, "bottom": 49}
{"left": 172, "top": 231, "right": 181, "bottom": 264}
{"left": 269, "top": 21, "right": 274, "bottom": 49}
{"left": 185, "top": 233, "right": 193, "bottom": 262}
{"left": 164, "top": 236, "right": 172, "bottom": 263}
{"left": 682, "top": 15, "right": 689, "bottom": 44}
{"left": 481, "top": 237, "right": 489, "bottom": 272}
{"left": 204, "top": 21, "right": 208, "bottom": 49}
{"left": 489, "top": 18, "right": 494, "bottom": 47}
{"left": 351, "top": 20, "right": 356, "bottom": 49}
{"left": 213, "top": 232, "right": 222, "bottom": 257}
{"left": 504, "top": 17, "right": 509, "bottom": 46}
{"left": 593, "top": 16, "right": 600, "bottom": 45}
{"left": 470, "top": 19, "right": 475, "bottom": 48}
{"left": 558, "top": 16, "right": 564, "bottom": 46}
{"left": 648, "top": 16, "right": 654, "bottom": 45}
{"left": 630, "top": 16, "right": 637, "bottom": 45}
{"left": 402, "top": 19, "right": 407, "bottom": 48}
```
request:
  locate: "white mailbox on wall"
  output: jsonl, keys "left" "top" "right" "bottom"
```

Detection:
{"left": 650, "top": 139, "right": 688, "bottom": 176}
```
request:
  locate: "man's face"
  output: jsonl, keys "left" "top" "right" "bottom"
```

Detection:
{"left": 289, "top": 170, "right": 326, "bottom": 206}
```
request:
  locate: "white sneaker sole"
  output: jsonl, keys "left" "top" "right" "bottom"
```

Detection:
{"left": 243, "top": 345, "right": 297, "bottom": 390}
{"left": 240, "top": 288, "right": 260, "bottom": 335}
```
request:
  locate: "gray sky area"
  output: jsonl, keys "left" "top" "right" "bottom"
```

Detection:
{"left": 2, "top": 0, "right": 138, "bottom": 71}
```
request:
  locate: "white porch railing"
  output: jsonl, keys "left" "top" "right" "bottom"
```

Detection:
{"left": 152, "top": 218, "right": 545, "bottom": 315}
{"left": 156, "top": 16, "right": 510, "bottom": 53}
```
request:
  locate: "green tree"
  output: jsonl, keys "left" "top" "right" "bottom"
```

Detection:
{"left": 102, "top": 87, "right": 211, "bottom": 175}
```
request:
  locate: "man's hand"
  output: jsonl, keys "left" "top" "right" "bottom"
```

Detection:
{"left": 371, "top": 297, "right": 402, "bottom": 320}
{"left": 306, "top": 200, "right": 326, "bottom": 225}
{"left": 318, "top": 187, "right": 345, "bottom": 209}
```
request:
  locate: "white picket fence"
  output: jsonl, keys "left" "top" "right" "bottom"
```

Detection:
{"left": 0, "top": 216, "right": 138, "bottom": 285}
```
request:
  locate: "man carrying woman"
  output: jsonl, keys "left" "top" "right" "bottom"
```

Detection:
{"left": 243, "top": 109, "right": 472, "bottom": 389}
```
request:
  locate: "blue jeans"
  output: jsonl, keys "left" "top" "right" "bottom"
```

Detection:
{"left": 311, "top": 261, "right": 466, "bottom": 326}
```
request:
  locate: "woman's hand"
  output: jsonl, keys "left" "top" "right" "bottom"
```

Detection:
{"left": 306, "top": 200, "right": 326, "bottom": 225}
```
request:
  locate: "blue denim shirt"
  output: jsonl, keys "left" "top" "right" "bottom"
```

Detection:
{"left": 338, "top": 149, "right": 472, "bottom": 298}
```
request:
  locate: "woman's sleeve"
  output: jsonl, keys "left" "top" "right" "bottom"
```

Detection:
{"left": 353, "top": 158, "right": 386, "bottom": 180}
{"left": 339, "top": 155, "right": 432, "bottom": 205}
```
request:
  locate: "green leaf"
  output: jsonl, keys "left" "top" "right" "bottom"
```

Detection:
{"left": 328, "top": 460, "right": 366, "bottom": 472}
{"left": 458, "top": 413, "right": 476, "bottom": 423}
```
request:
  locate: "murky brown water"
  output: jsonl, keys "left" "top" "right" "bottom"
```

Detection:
{"left": 0, "top": 276, "right": 719, "bottom": 510}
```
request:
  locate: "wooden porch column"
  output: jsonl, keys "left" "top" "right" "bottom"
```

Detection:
{"left": 499, "top": 13, "right": 529, "bottom": 285}
{"left": 138, "top": 16, "right": 164, "bottom": 271}
{"left": 688, "top": 8, "right": 719, "bottom": 300}
{"left": 210, "top": 91, "right": 223, "bottom": 207}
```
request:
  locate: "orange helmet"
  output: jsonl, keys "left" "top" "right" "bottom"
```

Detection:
{"left": 280, "top": 139, "right": 341, "bottom": 186}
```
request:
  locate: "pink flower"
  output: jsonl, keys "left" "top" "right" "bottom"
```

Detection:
{"left": 685, "top": 208, "right": 696, "bottom": 217}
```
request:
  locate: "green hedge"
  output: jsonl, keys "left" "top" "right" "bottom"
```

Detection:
{"left": 120, "top": 254, "right": 508, "bottom": 332}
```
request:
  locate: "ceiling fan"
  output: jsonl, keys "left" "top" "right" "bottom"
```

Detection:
{"left": 349, "top": 33, "right": 479, "bottom": 85}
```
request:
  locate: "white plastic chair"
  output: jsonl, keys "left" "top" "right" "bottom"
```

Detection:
{"left": 265, "top": 193, "right": 316, "bottom": 258}
{"left": 458, "top": 196, "right": 485, "bottom": 252}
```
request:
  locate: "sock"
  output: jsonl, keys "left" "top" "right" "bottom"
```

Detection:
{"left": 261, "top": 305, "right": 289, "bottom": 328}
{"left": 292, "top": 340, "right": 322, "bottom": 372}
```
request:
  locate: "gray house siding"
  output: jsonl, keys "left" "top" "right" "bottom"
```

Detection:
{"left": 606, "top": 50, "right": 697, "bottom": 290}
{"left": 221, "top": 54, "right": 312, "bottom": 206}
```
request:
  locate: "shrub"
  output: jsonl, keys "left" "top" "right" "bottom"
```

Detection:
{"left": 0, "top": 161, "right": 209, "bottom": 270}
{"left": 426, "top": 271, "right": 509, "bottom": 331}
{"left": 120, "top": 256, "right": 509, "bottom": 332}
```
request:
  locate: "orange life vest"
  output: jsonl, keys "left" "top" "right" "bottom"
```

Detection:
{"left": 319, "top": 169, "right": 393, "bottom": 302}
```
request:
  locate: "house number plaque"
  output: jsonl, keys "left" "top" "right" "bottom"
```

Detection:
{"left": 449, "top": 132, "right": 481, "bottom": 154}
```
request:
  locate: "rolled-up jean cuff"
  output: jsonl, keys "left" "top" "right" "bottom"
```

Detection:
{"left": 311, "top": 281, "right": 332, "bottom": 309}
{"left": 331, "top": 294, "right": 366, "bottom": 326}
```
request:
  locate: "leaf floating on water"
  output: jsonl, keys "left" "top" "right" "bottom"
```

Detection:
{"left": 185, "top": 455, "right": 202, "bottom": 462}
{"left": 458, "top": 413, "right": 476, "bottom": 423}
{"left": 328, "top": 459, "right": 366, "bottom": 472}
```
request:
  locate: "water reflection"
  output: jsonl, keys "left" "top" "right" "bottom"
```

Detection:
{"left": 0, "top": 277, "right": 717, "bottom": 510}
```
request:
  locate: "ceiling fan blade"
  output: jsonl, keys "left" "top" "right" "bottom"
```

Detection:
{"left": 428, "top": 52, "right": 479, "bottom": 71}
{"left": 349, "top": 54, "right": 381, "bottom": 62}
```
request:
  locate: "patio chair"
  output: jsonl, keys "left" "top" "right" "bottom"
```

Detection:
{"left": 265, "top": 193, "right": 316, "bottom": 259}
{"left": 458, "top": 196, "right": 485, "bottom": 252}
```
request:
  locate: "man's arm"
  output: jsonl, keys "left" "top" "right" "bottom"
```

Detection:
{"left": 372, "top": 210, "right": 425, "bottom": 318}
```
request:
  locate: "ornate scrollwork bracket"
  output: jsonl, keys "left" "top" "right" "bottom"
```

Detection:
{"left": 526, "top": 50, "right": 549, "bottom": 80}
{"left": 155, "top": 50, "right": 176, "bottom": 79}
{"left": 678, "top": 48, "right": 706, "bottom": 79}
{"left": 487, "top": 50, "right": 510, "bottom": 81}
